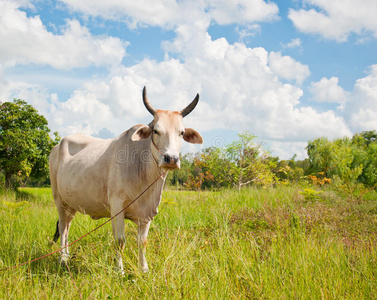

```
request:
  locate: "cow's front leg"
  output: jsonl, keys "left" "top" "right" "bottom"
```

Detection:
{"left": 137, "top": 221, "right": 151, "bottom": 272}
{"left": 111, "top": 206, "right": 126, "bottom": 274}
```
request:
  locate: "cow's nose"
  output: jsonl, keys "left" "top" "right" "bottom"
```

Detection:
{"left": 164, "top": 155, "right": 179, "bottom": 164}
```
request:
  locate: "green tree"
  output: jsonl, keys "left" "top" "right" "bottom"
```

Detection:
{"left": 363, "top": 143, "right": 377, "bottom": 187}
{"left": 307, "top": 133, "right": 377, "bottom": 188}
{"left": 183, "top": 148, "right": 218, "bottom": 190}
{"left": 186, "top": 132, "right": 275, "bottom": 190}
{"left": 361, "top": 130, "right": 377, "bottom": 146}
{"left": 221, "top": 132, "right": 275, "bottom": 190}
{"left": 351, "top": 131, "right": 377, "bottom": 187}
{"left": 307, "top": 137, "right": 363, "bottom": 185}
{"left": 272, "top": 155, "right": 309, "bottom": 183}
{"left": 0, "top": 99, "right": 60, "bottom": 187}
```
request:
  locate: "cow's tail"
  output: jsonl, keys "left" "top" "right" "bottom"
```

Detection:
{"left": 53, "top": 220, "right": 60, "bottom": 242}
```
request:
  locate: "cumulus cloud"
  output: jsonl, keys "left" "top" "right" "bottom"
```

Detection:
{"left": 62, "top": 0, "right": 180, "bottom": 29}
{"left": 61, "top": 0, "right": 279, "bottom": 29}
{"left": 268, "top": 141, "right": 309, "bottom": 160}
{"left": 268, "top": 52, "right": 310, "bottom": 85}
{"left": 42, "top": 55, "right": 375, "bottom": 149}
{"left": 208, "top": 0, "right": 279, "bottom": 25}
{"left": 309, "top": 77, "right": 350, "bottom": 105}
{"left": 288, "top": 0, "right": 377, "bottom": 41}
{"left": 351, "top": 109, "right": 377, "bottom": 131}
{"left": 0, "top": 1, "right": 126, "bottom": 69}
{"left": 308, "top": 67, "right": 377, "bottom": 135}
{"left": 347, "top": 65, "right": 377, "bottom": 131}
{"left": 31, "top": 26, "right": 350, "bottom": 149}
{"left": 0, "top": 78, "right": 51, "bottom": 112}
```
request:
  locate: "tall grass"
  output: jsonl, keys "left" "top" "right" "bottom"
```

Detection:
{"left": 0, "top": 185, "right": 376, "bottom": 299}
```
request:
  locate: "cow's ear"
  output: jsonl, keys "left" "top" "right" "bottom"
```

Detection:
{"left": 132, "top": 125, "right": 152, "bottom": 141}
{"left": 183, "top": 128, "right": 203, "bottom": 144}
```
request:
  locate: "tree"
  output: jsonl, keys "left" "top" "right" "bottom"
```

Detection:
{"left": 186, "top": 132, "right": 275, "bottom": 190}
{"left": 273, "top": 156, "right": 308, "bottom": 183}
{"left": 307, "top": 133, "right": 377, "bottom": 188}
{"left": 307, "top": 137, "right": 356, "bottom": 180}
{"left": 361, "top": 130, "right": 377, "bottom": 146}
{"left": 0, "top": 99, "right": 60, "bottom": 187}
{"left": 220, "top": 132, "right": 275, "bottom": 190}
{"left": 351, "top": 131, "right": 377, "bottom": 187}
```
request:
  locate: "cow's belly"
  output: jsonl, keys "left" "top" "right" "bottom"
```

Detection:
{"left": 63, "top": 192, "right": 110, "bottom": 218}
{"left": 57, "top": 167, "right": 110, "bottom": 218}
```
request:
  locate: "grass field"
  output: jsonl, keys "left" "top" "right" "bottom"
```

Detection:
{"left": 0, "top": 185, "right": 376, "bottom": 299}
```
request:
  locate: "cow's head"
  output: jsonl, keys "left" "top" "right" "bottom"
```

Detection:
{"left": 132, "top": 86, "right": 203, "bottom": 170}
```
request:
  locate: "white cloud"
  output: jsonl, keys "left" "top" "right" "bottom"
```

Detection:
{"left": 31, "top": 27, "right": 350, "bottom": 152}
{"left": 268, "top": 141, "right": 308, "bottom": 160}
{"left": 351, "top": 109, "right": 377, "bottom": 131}
{"left": 38, "top": 58, "right": 374, "bottom": 152}
{"left": 61, "top": 0, "right": 180, "bottom": 29}
{"left": 250, "top": 86, "right": 351, "bottom": 141}
{"left": 61, "top": 0, "right": 279, "bottom": 28}
{"left": 0, "top": 64, "right": 54, "bottom": 115}
{"left": 0, "top": 79, "right": 50, "bottom": 112}
{"left": 347, "top": 65, "right": 377, "bottom": 131}
{"left": 282, "top": 38, "right": 302, "bottom": 49}
{"left": 288, "top": 0, "right": 377, "bottom": 42}
{"left": 0, "top": 1, "right": 126, "bottom": 69}
{"left": 308, "top": 66, "right": 377, "bottom": 134}
{"left": 208, "top": 0, "right": 279, "bottom": 25}
{"left": 309, "top": 77, "right": 350, "bottom": 105}
{"left": 237, "top": 24, "right": 262, "bottom": 41}
{"left": 268, "top": 52, "right": 310, "bottom": 85}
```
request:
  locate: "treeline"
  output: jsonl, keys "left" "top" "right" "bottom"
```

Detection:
{"left": 166, "top": 130, "right": 377, "bottom": 190}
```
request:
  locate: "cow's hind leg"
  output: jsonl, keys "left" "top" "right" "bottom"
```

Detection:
{"left": 138, "top": 221, "right": 151, "bottom": 273}
{"left": 56, "top": 205, "right": 76, "bottom": 264}
{"left": 111, "top": 204, "right": 126, "bottom": 274}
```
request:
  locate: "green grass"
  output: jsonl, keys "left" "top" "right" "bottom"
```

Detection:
{"left": 1, "top": 185, "right": 377, "bottom": 299}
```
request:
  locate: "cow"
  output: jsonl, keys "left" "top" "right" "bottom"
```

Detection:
{"left": 49, "top": 86, "right": 203, "bottom": 273}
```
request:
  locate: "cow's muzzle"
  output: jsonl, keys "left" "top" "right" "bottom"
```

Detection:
{"left": 162, "top": 155, "right": 180, "bottom": 169}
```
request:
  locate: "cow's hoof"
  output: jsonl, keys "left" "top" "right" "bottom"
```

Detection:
{"left": 59, "top": 254, "right": 70, "bottom": 265}
{"left": 141, "top": 266, "right": 149, "bottom": 273}
{"left": 115, "top": 266, "right": 125, "bottom": 276}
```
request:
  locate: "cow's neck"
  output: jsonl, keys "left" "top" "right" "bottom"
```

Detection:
{"left": 149, "top": 137, "right": 168, "bottom": 181}
{"left": 150, "top": 133, "right": 162, "bottom": 169}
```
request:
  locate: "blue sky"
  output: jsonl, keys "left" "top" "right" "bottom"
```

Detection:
{"left": 1, "top": 0, "right": 377, "bottom": 159}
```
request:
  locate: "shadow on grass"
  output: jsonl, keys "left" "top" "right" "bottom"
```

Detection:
{"left": 15, "top": 188, "right": 36, "bottom": 202}
{"left": 14, "top": 187, "right": 53, "bottom": 205}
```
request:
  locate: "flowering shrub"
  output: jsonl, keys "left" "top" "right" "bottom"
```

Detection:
{"left": 307, "top": 172, "right": 331, "bottom": 186}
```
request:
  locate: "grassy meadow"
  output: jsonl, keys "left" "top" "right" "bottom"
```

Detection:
{"left": 0, "top": 184, "right": 377, "bottom": 299}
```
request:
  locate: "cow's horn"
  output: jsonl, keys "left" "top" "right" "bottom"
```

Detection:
{"left": 142, "top": 86, "right": 156, "bottom": 116}
{"left": 180, "top": 94, "right": 199, "bottom": 118}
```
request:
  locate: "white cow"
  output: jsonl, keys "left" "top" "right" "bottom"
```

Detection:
{"left": 50, "top": 87, "right": 203, "bottom": 272}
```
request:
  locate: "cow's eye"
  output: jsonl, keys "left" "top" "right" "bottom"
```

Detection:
{"left": 180, "top": 131, "right": 185, "bottom": 136}
{"left": 153, "top": 129, "right": 160, "bottom": 135}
